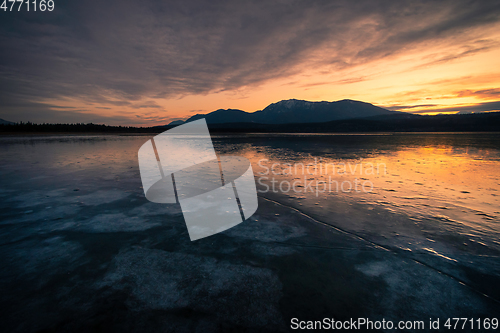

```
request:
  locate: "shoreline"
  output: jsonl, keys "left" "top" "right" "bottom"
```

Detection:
{"left": 1, "top": 131, "right": 500, "bottom": 137}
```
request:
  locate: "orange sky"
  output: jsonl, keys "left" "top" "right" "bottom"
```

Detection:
{"left": 2, "top": 1, "right": 500, "bottom": 126}
{"left": 55, "top": 24, "right": 500, "bottom": 127}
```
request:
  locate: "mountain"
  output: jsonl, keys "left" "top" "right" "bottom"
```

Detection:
{"left": 0, "top": 118, "right": 15, "bottom": 125}
{"left": 184, "top": 99, "right": 400, "bottom": 125}
{"left": 167, "top": 120, "right": 185, "bottom": 126}
{"left": 186, "top": 109, "right": 255, "bottom": 124}
{"left": 255, "top": 99, "right": 396, "bottom": 124}
{"left": 202, "top": 111, "right": 500, "bottom": 133}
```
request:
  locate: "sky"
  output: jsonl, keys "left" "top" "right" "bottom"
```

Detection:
{"left": 1, "top": 0, "right": 500, "bottom": 126}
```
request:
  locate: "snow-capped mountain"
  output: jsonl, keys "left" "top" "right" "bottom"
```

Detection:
{"left": 184, "top": 99, "right": 399, "bottom": 125}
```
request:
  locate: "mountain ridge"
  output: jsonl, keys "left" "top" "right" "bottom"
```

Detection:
{"left": 178, "top": 99, "right": 402, "bottom": 126}
{"left": 0, "top": 118, "right": 15, "bottom": 125}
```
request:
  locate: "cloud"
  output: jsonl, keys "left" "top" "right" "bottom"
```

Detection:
{"left": 455, "top": 88, "right": 500, "bottom": 98}
{"left": 130, "top": 101, "right": 163, "bottom": 109}
{"left": 408, "top": 101, "right": 500, "bottom": 114}
{"left": 385, "top": 104, "right": 439, "bottom": 111}
{"left": 1, "top": 104, "right": 141, "bottom": 125}
{"left": 1, "top": 0, "right": 500, "bottom": 123}
{"left": 409, "top": 42, "right": 499, "bottom": 70}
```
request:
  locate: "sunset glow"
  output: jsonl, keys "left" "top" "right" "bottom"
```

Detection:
{"left": 1, "top": 1, "right": 500, "bottom": 126}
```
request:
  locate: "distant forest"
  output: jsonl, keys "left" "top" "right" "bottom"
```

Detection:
{"left": 1, "top": 112, "right": 500, "bottom": 133}
{"left": 0, "top": 122, "right": 167, "bottom": 133}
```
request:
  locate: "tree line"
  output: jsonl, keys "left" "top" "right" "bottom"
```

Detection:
{"left": 0, "top": 122, "right": 167, "bottom": 133}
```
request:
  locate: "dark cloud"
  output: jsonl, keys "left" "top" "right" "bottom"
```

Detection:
{"left": 129, "top": 101, "right": 163, "bottom": 109}
{"left": 385, "top": 104, "right": 439, "bottom": 111}
{"left": 409, "top": 42, "right": 498, "bottom": 71}
{"left": 455, "top": 88, "right": 500, "bottom": 98}
{"left": 408, "top": 101, "right": 500, "bottom": 114}
{"left": 1, "top": 0, "right": 500, "bottom": 122}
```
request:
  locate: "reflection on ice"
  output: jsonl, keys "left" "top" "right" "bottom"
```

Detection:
{"left": 0, "top": 133, "right": 499, "bottom": 276}
{"left": 211, "top": 133, "right": 500, "bottom": 262}
{"left": 0, "top": 132, "right": 499, "bottom": 329}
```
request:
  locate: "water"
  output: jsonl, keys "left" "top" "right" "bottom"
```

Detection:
{"left": 0, "top": 133, "right": 499, "bottom": 331}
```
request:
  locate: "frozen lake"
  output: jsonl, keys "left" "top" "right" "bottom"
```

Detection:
{"left": 0, "top": 133, "right": 499, "bottom": 331}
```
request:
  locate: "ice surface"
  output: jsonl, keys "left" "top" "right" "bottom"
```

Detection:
{"left": 1, "top": 133, "right": 499, "bottom": 331}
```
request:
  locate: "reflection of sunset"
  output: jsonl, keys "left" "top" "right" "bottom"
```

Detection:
{"left": 231, "top": 139, "right": 500, "bottom": 230}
